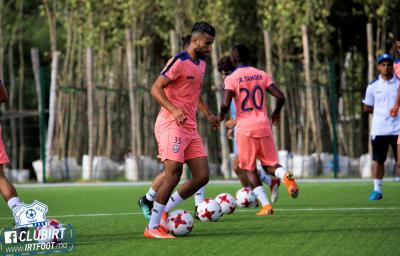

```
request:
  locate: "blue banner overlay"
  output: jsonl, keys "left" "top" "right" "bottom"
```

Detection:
{"left": 0, "top": 224, "right": 75, "bottom": 255}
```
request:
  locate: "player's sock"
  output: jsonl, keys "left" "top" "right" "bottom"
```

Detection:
{"left": 253, "top": 186, "right": 270, "bottom": 206}
{"left": 164, "top": 191, "right": 184, "bottom": 213}
{"left": 7, "top": 197, "right": 21, "bottom": 212}
{"left": 194, "top": 186, "right": 205, "bottom": 206}
{"left": 258, "top": 170, "right": 272, "bottom": 186}
{"left": 274, "top": 167, "right": 287, "bottom": 180}
{"left": 145, "top": 187, "right": 157, "bottom": 202}
{"left": 148, "top": 202, "right": 165, "bottom": 230}
{"left": 373, "top": 179, "right": 382, "bottom": 193}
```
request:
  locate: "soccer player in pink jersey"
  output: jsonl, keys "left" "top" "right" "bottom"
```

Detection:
{"left": 219, "top": 44, "right": 299, "bottom": 216}
{"left": 138, "top": 34, "right": 208, "bottom": 221}
{"left": 218, "top": 56, "right": 280, "bottom": 205}
{"left": 144, "top": 22, "right": 218, "bottom": 239}
{"left": 0, "top": 80, "right": 23, "bottom": 219}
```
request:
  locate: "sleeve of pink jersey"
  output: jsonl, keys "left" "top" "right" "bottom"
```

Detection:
{"left": 394, "top": 62, "right": 400, "bottom": 79}
{"left": 264, "top": 72, "right": 274, "bottom": 89}
{"left": 161, "top": 57, "right": 181, "bottom": 81}
{"left": 224, "top": 76, "right": 236, "bottom": 92}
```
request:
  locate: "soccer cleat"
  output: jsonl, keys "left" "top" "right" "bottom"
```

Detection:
{"left": 144, "top": 226, "right": 175, "bottom": 239}
{"left": 194, "top": 206, "right": 200, "bottom": 220}
{"left": 368, "top": 191, "right": 383, "bottom": 200}
{"left": 256, "top": 204, "right": 274, "bottom": 216}
{"left": 270, "top": 178, "right": 280, "bottom": 203}
{"left": 282, "top": 173, "right": 299, "bottom": 198}
{"left": 138, "top": 196, "right": 153, "bottom": 220}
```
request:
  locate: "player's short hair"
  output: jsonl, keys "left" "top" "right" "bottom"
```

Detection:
{"left": 191, "top": 22, "right": 215, "bottom": 37}
{"left": 181, "top": 34, "right": 191, "bottom": 49}
{"left": 232, "top": 44, "right": 249, "bottom": 64}
{"left": 396, "top": 32, "right": 400, "bottom": 41}
{"left": 217, "top": 56, "right": 234, "bottom": 74}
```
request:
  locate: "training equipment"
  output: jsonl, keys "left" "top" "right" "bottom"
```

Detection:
{"left": 235, "top": 187, "right": 257, "bottom": 208}
{"left": 166, "top": 210, "right": 194, "bottom": 236}
{"left": 215, "top": 193, "right": 236, "bottom": 215}
{"left": 196, "top": 198, "right": 222, "bottom": 222}
{"left": 36, "top": 219, "right": 63, "bottom": 243}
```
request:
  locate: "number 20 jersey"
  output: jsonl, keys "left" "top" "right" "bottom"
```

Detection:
{"left": 224, "top": 66, "right": 274, "bottom": 137}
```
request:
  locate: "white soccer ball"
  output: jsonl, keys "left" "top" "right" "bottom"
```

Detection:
{"left": 35, "top": 219, "right": 63, "bottom": 243}
{"left": 166, "top": 210, "right": 193, "bottom": 236}
{"left": 235, "top": 187, "right": 257, "bottom": 208}
{"left": 215, "top": 193, "right": 236, "bottom": 215}
{"left": 197, "top": 198, "right": 222, "bottom": 222}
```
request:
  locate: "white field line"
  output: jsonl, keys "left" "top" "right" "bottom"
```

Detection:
{"left": 13, "top": 178, "right": 400, "bottom": 188}
{"left": 1, "top": 207, "right": 399, "bottom": 220}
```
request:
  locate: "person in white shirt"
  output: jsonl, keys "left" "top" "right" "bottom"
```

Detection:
{"left": 363, "top": 53, "right": 399, "bottom": 200}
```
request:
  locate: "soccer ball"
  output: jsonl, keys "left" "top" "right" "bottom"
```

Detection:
{"left": 35, "top": 219, "right": 64, "bottom": 243}
{"left": 166, "top": 210, "right": 193, "bottom": 236}
{"left": 197, "top": 198, "right": 222, "bottom": 222}
{"left": 235, "top": 187, "right": 257, "bottom": 208}
{"left": 215, "top": 193, "right": 236, "bottom": 215}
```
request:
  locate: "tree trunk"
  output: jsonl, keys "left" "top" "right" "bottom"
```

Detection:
{"left": 169, "top": 30, "right": 178, "bottom": 56}
{"left": 86, "top": 48, "right": 94, "bottom": 179}
{"left": 367, "top": 22, "right": 373, "bottom": 155}
{"left": 125, "top": 29, "right": 139, "bottom": 180}
{"left": 7, "top": 47, "right": 17, "bottom": 169}
{"left": 211, "top": 40, "right": 230, "bottom": 179}
{"left": 263, "top": 30, "right": 281, "bottom": 148}
{"left": 301, "top": 25, "right": 322, "bottom": 157}
{"left": 18, "top": 34, "right": 24, "bottom": 169}
{"left": 45, "top": 51, "right": 60, "bottom": 177}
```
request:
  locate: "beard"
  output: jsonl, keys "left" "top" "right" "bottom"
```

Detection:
{"left": 195, "top": 49, "right": 207, "bottom": 60}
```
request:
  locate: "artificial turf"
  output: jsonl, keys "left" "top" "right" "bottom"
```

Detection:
{"left": 0, "top": 181, "right": 399, "bottom": 256}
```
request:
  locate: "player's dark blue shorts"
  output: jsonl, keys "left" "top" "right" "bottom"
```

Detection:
{"left": 371, "top": 135, "right": 398, "bottom": 163}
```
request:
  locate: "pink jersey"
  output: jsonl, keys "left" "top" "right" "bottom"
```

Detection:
{"left": 224, "top": 66, "right": 274, "bottom": 137}
{"left": 394, "top": 59, "right": 400, "bottom": 79}
{"left": 155, "top": 51, "right": 206, "bottom": 134}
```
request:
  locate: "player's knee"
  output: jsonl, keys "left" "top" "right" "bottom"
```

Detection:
{"left": 165, "top": 171, "right": 182, "bottom": 185}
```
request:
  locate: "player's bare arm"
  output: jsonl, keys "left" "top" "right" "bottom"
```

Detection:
{"left": 150, "top": 75, "right": 187, "bottom": 126}
{"left": 219, "top": 89, "right": 235, "bottom": 121}
{"left": 363, "top": 104, "right": 373, "bottom": 114}
{"left": 198, "top": 96, "right": 219, "bottom": 128}
{"left": 266, "top": 83, "right": 285, "bottom": 126}
{"left": 390, "top": 84, "right": 400, "bottom": 117}
{"left": 0, "top": 80, "right": 9, "bottom": 103}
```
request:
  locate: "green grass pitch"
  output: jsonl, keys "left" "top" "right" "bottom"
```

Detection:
{"left": 1, "top": 181, "right": 399, "bottom": 256}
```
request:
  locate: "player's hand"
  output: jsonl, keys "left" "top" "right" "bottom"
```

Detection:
{"left": 227, "top": 128, "right": 234, "bottom": 139}
{"left": 225, "top": 119, "right": 236, "bottom": 129}
{"left": 207, "top": 114, "right": 219, "bottom": 129}
{"left": 271, "top": 110, "right": 280, "bottom": 126}
{"left": 390, "top": 106, "right": 399, "bottom": 117}
{"left": 172, "top": 108, "right": 187, "bottom": 126}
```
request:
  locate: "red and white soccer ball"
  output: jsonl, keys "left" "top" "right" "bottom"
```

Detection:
{"left": 166, "top": 210, "right": 193, "bottom": 236}
{"left": 197, "top": 198, "right": 222, "bottom": 222}
{"left": 215, "top": 193, "right": 236, "bottom": 215}
{"left": 36, "top": 219, "right": 63, "bottom": 243}
{"left": 235, "top": 187, "right": 257, "bottom": 208}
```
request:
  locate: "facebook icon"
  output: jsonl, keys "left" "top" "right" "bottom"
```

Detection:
{"left": 4, "top": 231, "right": 17, "bottom": 244}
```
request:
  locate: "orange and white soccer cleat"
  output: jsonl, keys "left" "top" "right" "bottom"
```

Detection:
{"left": 256, "top": 204, "right": 274, "bottom": 216}
{"left": 282, "top": 173, "right": 299, "bottom": 198}
{"left": 144, "top": 226, "right": 175, "bottom": 239}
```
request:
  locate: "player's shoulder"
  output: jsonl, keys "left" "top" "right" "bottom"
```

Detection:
{"left": 368, "top": 77, "right": 379, "bottom": 86}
